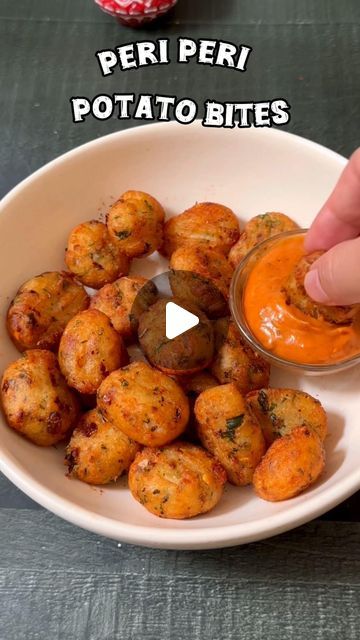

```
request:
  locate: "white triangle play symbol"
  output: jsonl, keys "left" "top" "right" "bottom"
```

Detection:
{"left": 166, "top": 301, "right": 199, "bottom": 340}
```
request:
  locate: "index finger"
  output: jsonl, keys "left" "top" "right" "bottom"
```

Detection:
{"left": 305, "top": 148, "right": 360, "bottom": 252}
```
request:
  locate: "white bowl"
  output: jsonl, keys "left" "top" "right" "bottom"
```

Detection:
{"left": 1, "top": 121, "right": 359, "bottom": 550}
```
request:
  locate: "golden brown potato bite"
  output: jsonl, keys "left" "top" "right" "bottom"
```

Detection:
{"left": 97, "top": 361, "right": 189, "bottom": 446}
{"left": 65, "top": 220, "right": 130, "bottom": 289}
{"left": 65, "top": 408, "right": 140, "bottom": 485}
{"left": 283, "top": 251, "right": 358, "bottom": 325}
{"left": 58, "top": 309, "right": 128, "bottom": 394}
{"left": 161, "top": 202, "right": 240, "bottom": 258}
{"left": 246, "top": 388, "right": 327, "bottom": 445}
{"left": 195, "top": 383, "right": 266, "bottom": 486}
{"left": 128, "top": 442, "right": 227, "bottom": 519}
{"left": 253, "top": 426, "right": 325, "bottom": 501}
{"left": 229, "top": 212, "right": 298, "bottom": 268}
{"left": 211, "top": 318, "right": 270, "bottom": 394}
{"left": 169, "top": 246, "right": 233, "bottom": 317}
{"left": 179, "top": 371, "right": 219, "bottom": 399}
{"left": 138, "top": 298, "right": 214, "bottom": 375}
{"left": 0, "top": 350, "right": 79, "bottom": 446}
{"left": 7, "top": 271, "right": 89, "bottom": 352}
{"left": 90, "top": 276, "right": 157, "bottom": 342}
{"left": 107, "top": 190, "right": 165, "bottom": 258}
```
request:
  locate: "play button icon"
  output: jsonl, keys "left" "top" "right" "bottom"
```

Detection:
{"left": 165, "top": 301, "right": 199, "bottom": 340}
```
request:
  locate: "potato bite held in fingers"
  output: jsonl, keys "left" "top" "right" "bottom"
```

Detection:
{"left": 128, "top": 442, "right": 227, "bottom": 519}
{"left": 7, "top": 271, "right": 89, "bottom": 352}
{"left": 97, "top": 361, "right": 189, "bottom": 446}
{"left": 211, "top": 318, "right": 270, "bottom": 394}
{"left": 229, "top": 212, "right": 298, "bottom": 268}
{"left": 253, "top": 426, "right": 326, "bottom": 501}
{"left": 59, "top": 309, "right": 128, "bottom": 394}
{"left": 195, "top": 383, "right": 266, "bottom": 486}
{"left": 90, "top": 276, "right": 157, "bottom": 342}
{"left": 65, "top": 408, "right": 140, "bottom": 485}
{"left": 283, "top": 251, "right": 358, "bottom": 325}
{"left": 107, "top": 190, "right": 165, "bottom": 258}
{"left": 65, "top": 220, "right": 130, "bottom": 289}
{"left": 246, "top": 388, "right": 327, "bottom": 445}
{"left": 1, "top": 350, "right": 79, "bottom": 446}
{"left": 161, "top": 202, "right": 240, "bottom": 258}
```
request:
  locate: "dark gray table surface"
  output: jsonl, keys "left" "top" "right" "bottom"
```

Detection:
{"left": 1, "top": 1, "right": 360, "bottom": 638}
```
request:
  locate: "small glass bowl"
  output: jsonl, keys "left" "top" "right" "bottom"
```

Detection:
{"left": 229, "top": 229, "right": 360, "bottom": 376}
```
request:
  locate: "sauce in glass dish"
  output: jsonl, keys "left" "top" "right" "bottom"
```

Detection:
{"left": 244, "top": 235, "right": 360, "bottom": 364}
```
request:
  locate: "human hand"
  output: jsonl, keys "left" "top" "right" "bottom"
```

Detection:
{"left": 304, "top": 148, "right": 360, "bottom": 305}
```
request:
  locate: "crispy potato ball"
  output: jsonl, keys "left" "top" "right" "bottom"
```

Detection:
{"left": 65, "top": 220, "right": 130, "bottom": 289}
{"left": 178, "top": 371, "right": 219, "bottom": 442}
{"left": 97, "top": 361, "right": 189, "bottom": 446}
{"left": 65, "top": 409, "right": 140, "bottom": 485}
{"left": 195, "top": 383, "right": 266, "bottom": 486}
{"left": 211, "top": 318, "right": 270, "bottom": 394}
{"left": 58, "top": 309, "right": 128, "bottom": 394}
{"left": 161, "top": 202, "right": 240, "bottom": 258}
{"left": 7, "top": 271, "right": 89, "bottom": 352}
{"left": 0, "top": 350, "right": 79, "bottom": 446}
{"left": 107, "top": 190, "right": 165, "bottom": 258}
{"left": 90, "top": 276, "right": 157, "bottom": 342}
{"left": 169, "top": 246, "right": 233, "bottom": 317}
{"left": 128, "top": 442, "right": 227, "bottom": 519}
{"left": 283, "top": 251, "right": 358, "bottom": 325}
{"left": 229, "top": 212, "right": 298, "bottom": 268}
{"left": 253, "top": 426, "right": 325, "bottom": 501}
{"left": 246, "top": 388, "right": 327, "bottom": 445}
{"left": 138, "top": 298, "right": 214, "bottom": 375}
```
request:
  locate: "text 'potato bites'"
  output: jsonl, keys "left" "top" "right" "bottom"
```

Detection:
{"left": 65, "top": 220, "right": 130, "bottom": 289}
{"left": 7, "top": 271, "right": 89, "bottom": 352}
{"left": 169, "top": 246, "right": 233, "bottom": 317}
{"left": 211, "top": 318, "right": 270, "bottom": 394}
{"left": 195, "top": 383, "right": 266, "bottom": 486}
{"left": 128, "top": 442, "right": 227, "bottom": 519}
{"left": 90, "top": 276, "right": 157, "bottom": 342}
{"left": 246, "top": 388, "right": 327, "bottom": 445}
{"left": 97, "top": 361, "right": 190, "bottom": 446}
{"left": 253, "top": 426, "right": 325, "bottom": 501}
{"left": 59, "top": 309, "right": 128, "bottom": 394}
{"left": 1, "top": 350, "right": 79, "bottom": 446}
{"left": 229, "top": 212, "right": 299, "bottom": 268}
{"left": 161, "top": 202, "right": 240, "bottom": 258}
{"left": 107, "top": 190, "right": 165, "bottom": 258}
{"left": 283, "top": 251, "right": 359, "bottom": 325}
{"left": 65, "top": 409, "right": 140, "bottom": 485}
{"left": 138, "top": 298, "right": 214, "bottom": 376}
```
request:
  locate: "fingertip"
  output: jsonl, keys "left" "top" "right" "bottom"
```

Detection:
{"left": 304, "top": 269, "right": 330, "bottom": 303}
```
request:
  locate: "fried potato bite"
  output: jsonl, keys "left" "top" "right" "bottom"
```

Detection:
{"left": 107, "top": 190, "right": 165, "bottom": 258}
{"left": 253, "top": 426, "right": 325, "bottom": 501}
{"left": 169, "top": 246, "right": 233, "bottom": 317}
{"left": 138, "top": 298, "right": 214, "bottom": 375}
{"left": 229, "top": 212, "right": 298, "bottom": 268}
{"left": 90, "top": 276, "right": 157, "bottom": 342}
{"left": 283, "top": 251, "right": 358, "bottom": 325}
{"left": 59, "top": 309, "right": 128, "bottom": 394}
{"left": 195, "top": 383, "right": 266, "bottom": 486}
{"left": 161, "top": 202, "right": 240, "bottom": 258}
{"left": 211, "top": 318, "right": 270, "bottom": 394}
{"left": 65, "top": 220, "right": 130, "bottom": 289}
{"left": 128, "top": 442, "right": 227, "bottom": 519}
{"left": 0, "top": 350, "right": 79, "bottom": 446}
{"left": 246, "top": 388, "right": 327, "bottom": 445}
{"left": 7, "top": 271, "right": 89, "bottom": 352}
{"left": 178, "top": 371, "right": 219, "bottom": 442}
{"left": 97, "top": 361, "right": 189, "bottom": 446}
{"left": 65, "top": 408, "right": 140, "bottom": 485}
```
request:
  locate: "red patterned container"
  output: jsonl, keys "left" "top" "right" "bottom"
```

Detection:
{"left": 95, "top": 0, "right": 178, "bottom": 27}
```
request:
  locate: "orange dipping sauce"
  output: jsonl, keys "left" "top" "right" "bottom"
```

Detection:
{"left": 244, "top": 235, "right": 360, "bottom": 364}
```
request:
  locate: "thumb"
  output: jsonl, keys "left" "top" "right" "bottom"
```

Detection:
{"left": 304, "top": 237, "right": 360, "bottom": 306}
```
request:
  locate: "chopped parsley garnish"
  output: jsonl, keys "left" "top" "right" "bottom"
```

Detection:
{"left": 221, "top": 414, "right": 244, "bottom": 442}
